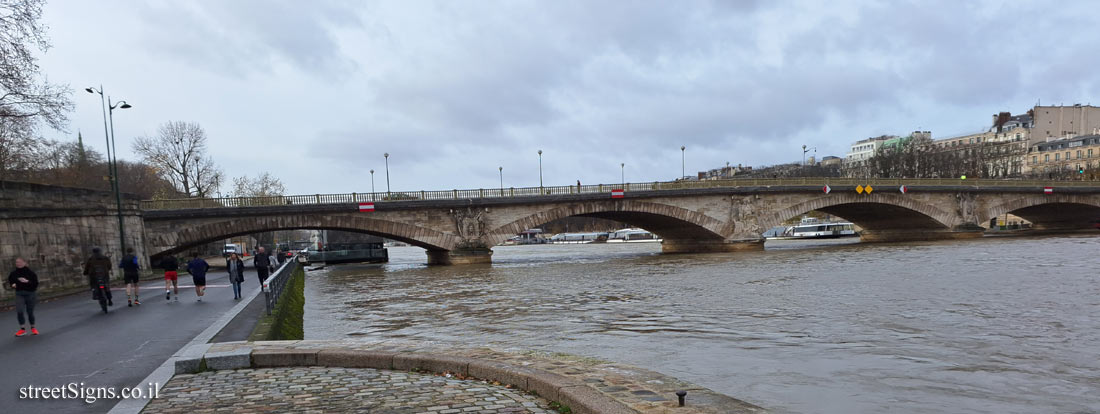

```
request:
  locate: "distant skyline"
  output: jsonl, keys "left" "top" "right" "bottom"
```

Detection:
{"left": 37, "top": 1, "right": 1100, "bottom": 194}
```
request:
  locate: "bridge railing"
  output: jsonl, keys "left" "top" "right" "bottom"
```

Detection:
{"left": 140, "top": 178, "right": 1100, "bottom": 210}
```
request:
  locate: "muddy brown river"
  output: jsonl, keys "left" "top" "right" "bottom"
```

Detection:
{"left": 304, "top": 236, "right": 1100, "bottom": 413}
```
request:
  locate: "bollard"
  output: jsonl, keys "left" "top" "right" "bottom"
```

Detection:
{"left": 676, "top": 390, "right": 686, "bottom": 407}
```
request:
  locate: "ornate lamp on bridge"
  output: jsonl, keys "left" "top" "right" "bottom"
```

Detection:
{"left": 499, "top": 166, "right": 503, "bottom": 192}
{"left": 86, "top": 85, "right": 131, "bottom": 256}
{"left": 538, "top": 150, "right": 543, "bottom": 189}
{"left": 370, "top": 169, "right": 375, "bottom": 193}
{"left": 621, "top": 163, "right": 625, "bottom": 186}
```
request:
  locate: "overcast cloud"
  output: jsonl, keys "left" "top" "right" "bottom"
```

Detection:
{"left": 36, "top": 0, "right": 1100, "bottom": 195}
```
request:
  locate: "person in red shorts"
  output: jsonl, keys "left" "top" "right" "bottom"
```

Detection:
{"left": 159, "top": 255, "right": 180, "bottom": 302}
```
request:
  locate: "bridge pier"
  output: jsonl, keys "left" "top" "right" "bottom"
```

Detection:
{"left": 858, "top": 227, "right": 984, "bottom": 243}
{"left": 426, "top": 248, "right": 493, "bottom": 265}
{"left": 660, "top": 238, "right": 765, "bottom": 254}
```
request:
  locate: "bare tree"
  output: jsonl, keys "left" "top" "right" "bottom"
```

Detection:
{"left": 0, "top": 117, "right": 38, "bottom": 182}
{"left": 230, "top": 172, "right": 287, "bottom": 198}
{"left": 0, "top": 0, "right": 73, "bottom": 130}
{"left": 132, "top": 121, "right": 223, "bottom": 198}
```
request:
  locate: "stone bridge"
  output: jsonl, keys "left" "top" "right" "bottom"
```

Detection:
{"left": 141, "top": 180, "right": 1100, "bottom": 264}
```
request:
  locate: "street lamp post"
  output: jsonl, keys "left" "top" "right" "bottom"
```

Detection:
{"left": 498, "top": 166, "right": 503, "bottom": 193}
{"left": 801, "top": 145, "right": 817, "bottom": 172}
{"left": 370, "top": 169, "right": 375, "bottom": 193}
{"left": 383, "top": 153, "right": 390, "bottom": 195}
{"left": 537, "top": 150, "right": 543, "bottom": 189}
{"left": 680, "top": 146, "right": 686, "bottom": 180}
{"left": 621, "top": 163, "right": 625, "bottom": 187}
{"left": 86, "top": 86, "right": 130, "bottom": 256}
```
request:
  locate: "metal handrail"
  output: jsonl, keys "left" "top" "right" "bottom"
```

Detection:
{"left": 262, "top": 257, "right": 299, "bottom": 315}
{"left": 140, "top": 178, "right": 1100, "bottom": 210}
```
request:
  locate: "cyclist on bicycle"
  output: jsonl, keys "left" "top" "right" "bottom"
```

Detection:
{"left": 83, "top": 247, "right": 114, "bottom": 313}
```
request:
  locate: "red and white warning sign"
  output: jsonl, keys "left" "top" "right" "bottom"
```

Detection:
{"left": 823, "top": 185, "right": 831, "bottom": 194}
{"left": 1043, "top": 187, "right": 1053, "bottom": 194}
{"left": 611, "top": 189, "right": 625, "bottom": 199}
{"left": 899, "top": 185, "right": 908, "bottom": 194}
{"left": 358, "top": 202, "right": 375, "bottom": 212}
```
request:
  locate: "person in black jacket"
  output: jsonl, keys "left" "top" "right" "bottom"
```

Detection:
{"left": 160, "top": 255, "right": 180, "bottom": 301}
{"left": 120, "top": 247, "right": 141, "bottom": 307}
{"left": 253, "top": 247, "right": 271, "bottom": 286}
{"left": 83, "top": 247, "right": 113, "bottom": 308}
{"left": 9, "top": 258, "right": 39, "bottom": 337}
{"left": 226, "top": 253, "right": 245, "bottom": 300}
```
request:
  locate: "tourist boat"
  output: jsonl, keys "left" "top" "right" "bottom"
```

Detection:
{"left": 766, "top": 217, "right": 857, "bottom": 240}
{"left": 548, "top": 232, "right": 608, "bottom": 244}
{"left": 502, "top": 229, "right": 549, "bottom": 245}
{"left": 305, "top": 241, "right": 388, "bottom": 264}
{"left": 606, "top": 228, "right": 661, "bottom": 243}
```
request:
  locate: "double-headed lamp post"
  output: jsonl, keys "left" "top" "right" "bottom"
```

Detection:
{"left": 86, "top": 86, "right": 131, "bottom": 255}
{"left": 383, "top": 153, "right": 391, "bottom": 195}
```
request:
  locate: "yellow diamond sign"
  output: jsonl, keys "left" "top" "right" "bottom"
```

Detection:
{"left": 856, "top": 185, "right": 864, "bottom": 194}
{"left": 865, "top": 185, "right": 873, "bottom": 194}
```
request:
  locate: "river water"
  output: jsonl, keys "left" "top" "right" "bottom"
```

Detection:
{"left": 303, "top": 236, "right": 1100, "bottom": 413}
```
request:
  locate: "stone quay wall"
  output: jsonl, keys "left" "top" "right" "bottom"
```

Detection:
{"left": 0, "top": 181, "right": 148, "bottom": 302}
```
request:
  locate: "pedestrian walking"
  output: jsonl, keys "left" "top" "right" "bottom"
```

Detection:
{"left": 276, "top": 249, "right": 286, "bottom": 264}
{"left": 83, "top": 247, "right": 113, "bottom": 311}
{"left": 268, "top": 251, "right": 278, "bottom": 271}
{"left": 254, "top": 246, "right": 271, "bottom": 286}
{"left": 186, "top": 252, "right": 209, "bottom": 302}
{"left": 9, "top": 258, "right": 39, "bottom": 336}
{"left": 120, "top": 247, "right": 141, "bottom": 306}
{"left": 226, "top": 253, "right": 245, "bottom": 300}
{"left": 160, "top": 255, "right": 180, "bottom": 301}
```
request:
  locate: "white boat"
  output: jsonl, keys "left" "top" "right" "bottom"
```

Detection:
{"left": 766, "top": 217, "right": 857, "bottom": 240}
{"left": 548, "top": 232, "right": 607, "bottom": 244}
{"left": 606, "top": 228, "right": 662, "bottom": 243}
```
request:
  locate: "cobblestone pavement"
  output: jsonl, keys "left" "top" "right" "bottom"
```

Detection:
{"left": 201, "top": 340, "right": 765, "bottom": 413}
{"left": 143, "top": 366, "right": 557, "bottom": 413}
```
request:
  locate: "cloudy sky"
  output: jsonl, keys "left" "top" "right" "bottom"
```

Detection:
{"left": 37, "top": 0, "right": 1100, "bottom": 195}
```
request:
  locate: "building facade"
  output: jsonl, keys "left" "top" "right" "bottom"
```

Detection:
{"left": 1025, "top": 134, "right": 1100, "bottom": 176}
{"left": 1030, "top": 104, "right": 1100, "bottom": 144}
{"left": 845, "top": 136, "right": 893, "bottom": 165}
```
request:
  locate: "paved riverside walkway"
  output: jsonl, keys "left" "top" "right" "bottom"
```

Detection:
{"left": 0, "top": 265, "right": 265, "bottom": 414}
{"left": 154, "top": 339, "right": 767, "bottom": 414}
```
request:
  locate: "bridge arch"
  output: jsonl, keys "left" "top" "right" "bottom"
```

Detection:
{"left": 484, "top": 200, "right": 731, "bottom": 247}
{"left": 981, "top": 194, "right": 1100, "bottom": 230}
{"left": 760, "top": 193, "right": 959, "bottom": 232}
{"left": 146, "top": 214, "right": 460, "bottom": 258}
